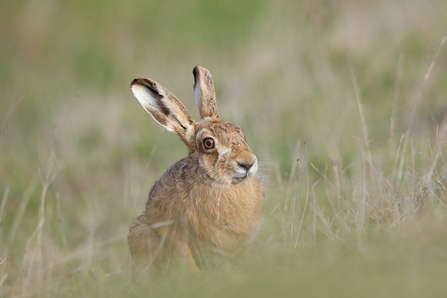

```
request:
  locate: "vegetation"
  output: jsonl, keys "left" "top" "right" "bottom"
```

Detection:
{"left": 1, "top": 0, "right": 447, "bottom": 297}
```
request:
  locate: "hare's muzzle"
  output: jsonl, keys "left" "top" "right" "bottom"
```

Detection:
{"left": 232, "top": 154, "right": 258, "bottom": 183}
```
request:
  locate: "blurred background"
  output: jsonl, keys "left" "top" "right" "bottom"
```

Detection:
{"left": 1, "top": 0, "right": 447, "bottom": 297}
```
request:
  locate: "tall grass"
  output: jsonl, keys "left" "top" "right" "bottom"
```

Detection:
{"left": 1, "top": 0, "right": 447, "bottom": 297}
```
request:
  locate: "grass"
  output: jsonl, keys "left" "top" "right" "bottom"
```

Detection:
{"left": 1, "top": 0, "right": 447, "bottom": 297}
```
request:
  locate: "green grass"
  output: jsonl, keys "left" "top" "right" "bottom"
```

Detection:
{"left": 1, "top": 0, "right": 447, "bottom": 297}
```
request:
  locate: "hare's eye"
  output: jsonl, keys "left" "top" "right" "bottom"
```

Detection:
{"left": 203, "top": 138, "right": 215, "bottom": 150}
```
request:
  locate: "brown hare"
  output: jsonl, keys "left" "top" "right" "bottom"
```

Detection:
{"left": 127, "top": 66, "right": 264, "bottom": 274}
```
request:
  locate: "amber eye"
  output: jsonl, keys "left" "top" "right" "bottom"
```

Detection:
{"left": 203, "top": 137, "right": 215, "bottom": 150}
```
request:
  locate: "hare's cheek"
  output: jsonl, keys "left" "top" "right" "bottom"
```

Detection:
{"left": 200, "top": 151, "right": 219, "bottom": 170}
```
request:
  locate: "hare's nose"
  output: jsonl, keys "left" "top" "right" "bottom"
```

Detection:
{"left": 237, "top": 158, "right": 256, "bottom": 171}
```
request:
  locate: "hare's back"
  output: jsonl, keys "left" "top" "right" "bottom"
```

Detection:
{"left": 144, "top": 157, "right": 193, "bottom": 220}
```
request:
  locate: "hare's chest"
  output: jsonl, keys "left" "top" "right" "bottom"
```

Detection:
{"left": 189, "top": 194, "right": 258, "bottom": 249}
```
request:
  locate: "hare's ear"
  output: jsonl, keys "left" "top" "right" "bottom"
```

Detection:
{"left": 193, "top": 66, "right": 220, "bottom": 120}
{"left": 130, "top": 78, "right": 195, "bottom": 144}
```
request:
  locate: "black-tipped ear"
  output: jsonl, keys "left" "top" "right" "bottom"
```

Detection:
{"left": 130, "top": 78, "right": 195, "bottom": 144}
{"left": 193, "top": 66, "right": 220, "bottom": 120}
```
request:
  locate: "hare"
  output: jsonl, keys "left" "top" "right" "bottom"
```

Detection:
{"left": 127, "top": 66, "right": 264, "bottom": 274}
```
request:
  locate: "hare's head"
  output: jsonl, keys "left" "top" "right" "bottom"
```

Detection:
{"left": 130, "top": 66, "right": 257, "bottom": 186}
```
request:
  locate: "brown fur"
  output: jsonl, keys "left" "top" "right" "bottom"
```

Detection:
{"left": 128, "top": 66, "right": 264, "bottom": 275}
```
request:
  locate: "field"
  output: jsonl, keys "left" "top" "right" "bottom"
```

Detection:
{"left": 1, "top": 0, "right": 447, "bottom": 297}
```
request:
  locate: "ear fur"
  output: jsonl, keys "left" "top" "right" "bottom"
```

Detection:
{"left": 193, "top": 66, "right": 220, "bottom": 120}
{"left": 130, "top": 78, "right": 195, "bottom": 144}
